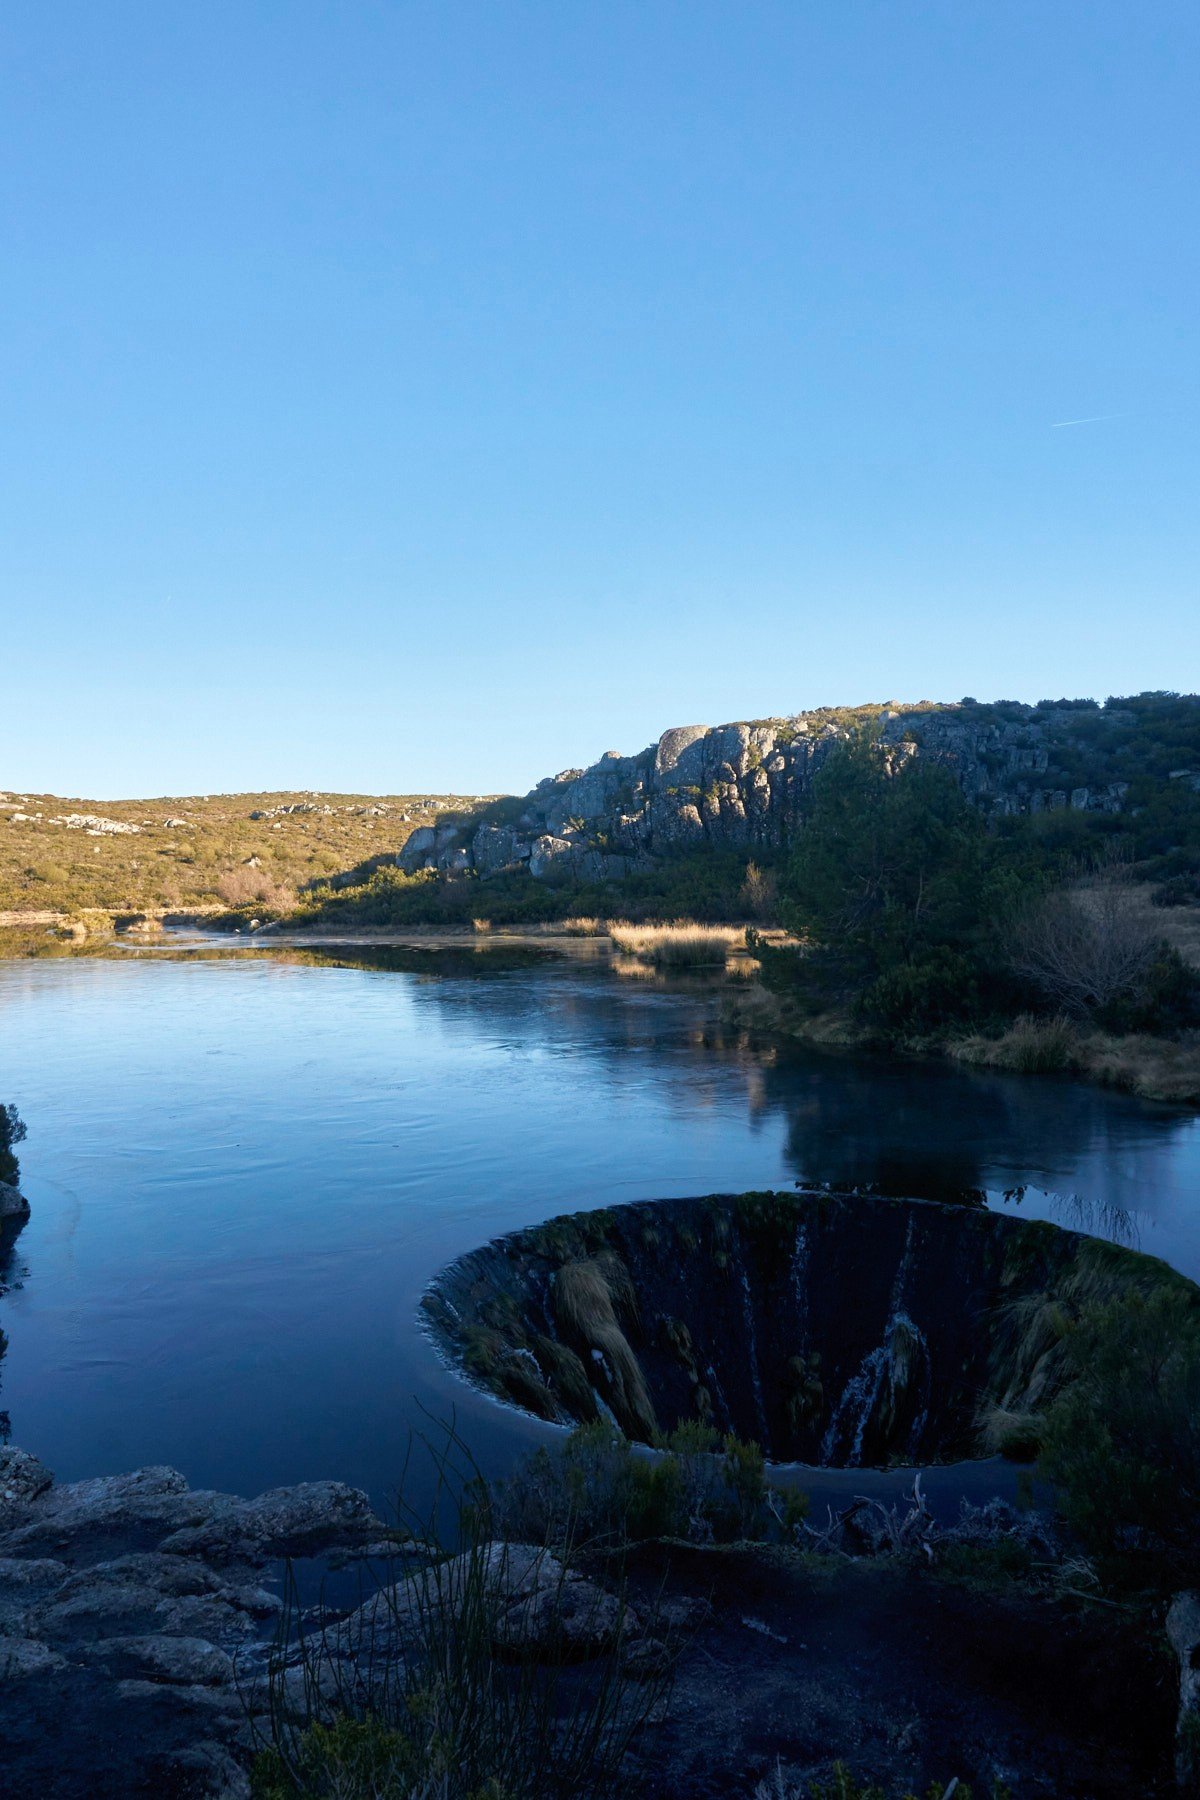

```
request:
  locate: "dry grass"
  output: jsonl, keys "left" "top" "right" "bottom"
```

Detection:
{"left": 949, "top": 1014, "right": 1083, "bottom": 1076}
{"left": 607, "top": 920, "right": 746, "bottom": 966}
{"left": 950, "top": 1015, "right": 1200, "bottom": 1105}
{"left": 1127, "top": 882, "right": 1200, "bottom": 972}
{"left": 562, "top": 916, "right": 605, "bottom": 936}
{"left": 471, "top": 917, "right": 492, "bottom": 934}
{"left": 1083, "top": 1030, "right": 1200, "bottom": 1104}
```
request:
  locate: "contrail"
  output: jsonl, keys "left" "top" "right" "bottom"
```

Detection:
{"left": 1049, "top": 413, "right": 1123, "bottom": 429}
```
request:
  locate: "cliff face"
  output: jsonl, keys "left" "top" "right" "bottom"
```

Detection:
{"left": 397, "top": 700, "right": 1174, "bottom": 884}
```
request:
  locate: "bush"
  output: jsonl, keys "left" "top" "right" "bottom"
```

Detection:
{"left": 489, "top": 1421, "right": 774, "bottom": 1551}
{"left": 1152, "top": 872, "right": 1200, "bottom": 908}
{"left": 859, "top": 949, "right": 979, "bottom": 1032}
{"left": 0, "top": 1105, "right": 26, "bottom": 1187}
{"left": 1038, "top": 1287, "right": 1200, "bottom": 1570}
{"left": 949, "top": 1015, "right": 1081, "bottom": 1075}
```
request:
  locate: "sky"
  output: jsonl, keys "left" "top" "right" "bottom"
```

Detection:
{"left": 1, "top": 2, "right": 1198, "bottom": 799}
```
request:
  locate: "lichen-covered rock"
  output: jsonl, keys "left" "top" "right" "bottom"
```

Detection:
{"left": 159, "top": 1478, "right": 381, "bottom": 1563}
{"left": 82, "top": 1633, "right": 236, "bottom": 1687}
{"left": 0, "top": 1452, "right": 381, "bottom": 1797}
{"left": 0, "top": 1464, "right": 218, "bottom": 1558}
{"left": 330, "top": 1539, "right": 566, "bottom": 1663}
{"left": 491, "top": 1576, "right": 637, "bottom": 1660}
{"left": 396, "top": 823, "right": 437, "bottom": 871}
{"left": 0, "top": 1637, "right": 68, "bottom": 1679}
{"left": 0, "top": 1448, "right": 53, "bottom": 1526}
{"left": 0, "top": 1180, "right": 30, "bottom": 1219}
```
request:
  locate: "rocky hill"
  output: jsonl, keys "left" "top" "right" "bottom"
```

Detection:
{"left": 399, "top": 695, "right": 1200, "bottom": 885}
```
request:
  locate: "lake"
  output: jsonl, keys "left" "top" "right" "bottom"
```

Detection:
{"left": 2, "top": 945, "right": 1198, "bottom": 1512}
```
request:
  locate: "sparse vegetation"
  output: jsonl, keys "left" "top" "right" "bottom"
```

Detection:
{"left": 950, "top": 1017, "right": 1200, "bottom": 1104}
{"left": 0, "top": 790, "right": 477, "bottom": 918}
{"left": 251, "top": 1434, "right": 668, "bottom": 1800}
{"left": 487, "top": 1420, "right": 772, "bottom": 1552}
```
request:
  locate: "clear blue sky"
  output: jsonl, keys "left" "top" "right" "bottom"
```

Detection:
{"left": 2, "top": 2, "right": 1197, "bottom": 798}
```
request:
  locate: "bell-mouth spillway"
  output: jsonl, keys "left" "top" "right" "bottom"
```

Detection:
{"left": 423, "top": 1189, "right": 1195, "bottom": 1469}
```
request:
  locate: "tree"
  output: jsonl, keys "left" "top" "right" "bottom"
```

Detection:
{"left": 0, "top": 1105, "right": 26, "bottom": 1188}
{"left": 774, "top": 736, "right": 1007, "bottom": 1027}
{"left": 1009, "top": 869, "right": 1159, "bottom": 1019}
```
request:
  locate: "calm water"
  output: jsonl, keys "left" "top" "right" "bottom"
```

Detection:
{"left": 1, "top": 948, "right": 1198, "bottom": 1510}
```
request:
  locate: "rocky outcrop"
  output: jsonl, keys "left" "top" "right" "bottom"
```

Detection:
{"left": 397, "top": 700, "right": 1159, "bottom": 883}
{"left": 0, "top": 1447, "right": 385, "bottom": 1799}
{"left": 424, "top": 1190, "right": 1197, "bottom": 1468}
{"left": 1168, "top": 1591, "right": 1200, "bottom": 1791}
{"left": 0, "top": 1181, "right": 30, "bottom": 1220}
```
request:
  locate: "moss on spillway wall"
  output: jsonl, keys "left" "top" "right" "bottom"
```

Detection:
{"left": 423, "top": 1191, "right": 1197, "bottom": 1468}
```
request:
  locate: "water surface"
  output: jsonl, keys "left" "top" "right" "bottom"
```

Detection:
{"left": 1, "top": 950, "right": 1197, "bottom": 1508}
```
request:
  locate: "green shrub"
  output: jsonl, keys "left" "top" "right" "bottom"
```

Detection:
{"left": 490, "top": 1420, "right": 780, "bottom": 1551}
{"left": 859, "top": 949, "right": 979, "bottom": 1031}
{"left": 0, "top": 1105, "right": 25, "bottom": 1187}
{"left": 1038, "top": 1286, "right": 1200, "bottom": 1569}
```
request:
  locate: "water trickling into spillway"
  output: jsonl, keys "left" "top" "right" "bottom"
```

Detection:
{"left": 423, "top": 1189, "right": 1193, "bottom": 1469}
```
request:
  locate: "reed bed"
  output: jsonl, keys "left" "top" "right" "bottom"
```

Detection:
{"left": 607, "top": 920, "right": 746, "bottom": 966}
{"left": 561, "top": 916, "right": 605, "bottom": 936}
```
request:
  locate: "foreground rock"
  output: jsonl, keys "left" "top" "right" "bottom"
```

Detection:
{"left": 0, "top": 1180, "right": 30, "bottom": 1219}
{"left": 0, "top": 1457, "right": 648, "bottom": 1799}
{"left": 0, "top": 1446, "right": 385, "bottom": 1800}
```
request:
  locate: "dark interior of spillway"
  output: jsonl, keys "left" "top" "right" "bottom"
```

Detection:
{"left": 424, "top": 1190, "right": 1189, "bottom": 1469}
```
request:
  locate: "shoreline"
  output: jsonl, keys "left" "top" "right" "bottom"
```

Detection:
{"left": 722, "top": 980, "right": 1200, "bottom": 1109}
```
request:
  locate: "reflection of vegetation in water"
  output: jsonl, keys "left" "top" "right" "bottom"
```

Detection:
{"left": 289, "top": 943, "right": 564, "bottom": 977}
{"left": 0, "top": 928, "right": 563, "bottom": 978}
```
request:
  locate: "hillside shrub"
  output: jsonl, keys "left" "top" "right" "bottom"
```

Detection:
{"left": 0, "top": 1105, "right": 26, "bottom": 1187}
